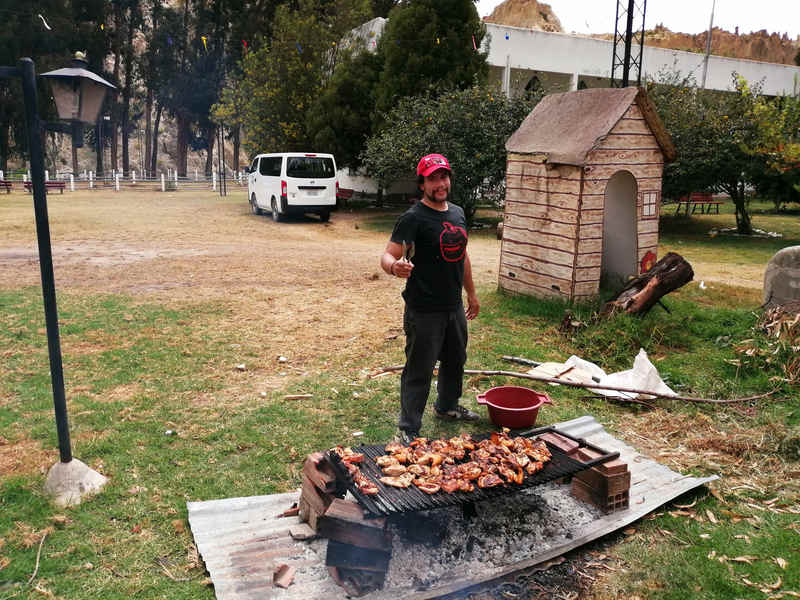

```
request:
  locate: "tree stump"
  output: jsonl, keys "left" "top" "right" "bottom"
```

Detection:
{"left": 602, "top": 252, "right": 694, "bottom": 316}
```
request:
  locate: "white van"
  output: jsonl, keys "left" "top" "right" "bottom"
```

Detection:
{"left": 247, "top": 152, "right": 338, "bottom": 222}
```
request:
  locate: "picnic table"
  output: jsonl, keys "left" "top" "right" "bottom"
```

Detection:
{"left": 23, "top": 180, "right": 66, "bottom": 194}
{"left": 674, "top": 192, "right": 722, "bottom": 215}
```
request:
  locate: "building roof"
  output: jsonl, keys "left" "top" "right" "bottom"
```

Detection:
{"left": 506, "top": 87, "right": 676, "bottom": 165}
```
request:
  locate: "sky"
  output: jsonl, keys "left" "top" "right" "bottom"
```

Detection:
{"left": 475, "top": 0, "right": 800, "bottom": 41}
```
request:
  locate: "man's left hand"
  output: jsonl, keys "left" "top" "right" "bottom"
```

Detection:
{"left": 466, "top": 294, "right": 480, "bottom": 320}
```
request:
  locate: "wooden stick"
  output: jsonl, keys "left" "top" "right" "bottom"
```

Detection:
{"left": 369, "top": 365, "right": 777, "bottom": 404}
{"left": 27, "top": 531, "right": 48, "bottom": 584}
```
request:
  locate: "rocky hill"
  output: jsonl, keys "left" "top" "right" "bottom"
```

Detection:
{"left": 484, "top": 0, "right": 800, "bottom": 66}
{"left": 484, "top": 0, "right": 562, "bottom": 32}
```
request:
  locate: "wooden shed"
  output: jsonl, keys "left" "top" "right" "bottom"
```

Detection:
{"left": 499, "top": 87, "right": 676, "bottom": 301}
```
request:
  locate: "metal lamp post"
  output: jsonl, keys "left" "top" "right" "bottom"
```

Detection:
{"left": 5, "top": 52, "right": 115, "bottom": 506}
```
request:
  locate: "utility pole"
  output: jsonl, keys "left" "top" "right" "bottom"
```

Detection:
{"left": 611, "top": 0, "right": 647, "bottom": 87}
{"left": 701, "top": 0, "right": 716, "bottom": 89}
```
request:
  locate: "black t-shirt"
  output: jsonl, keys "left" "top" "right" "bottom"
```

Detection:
{"left": 391, "top": 202, "right": 468, "bottom": 312}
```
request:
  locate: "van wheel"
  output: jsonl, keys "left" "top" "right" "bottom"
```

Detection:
{"left": 271, "top": 197, "right": 282, "bottom": 222}
{"left": 319, "top": 210, "right": 330, "bottom": 223}
{"left": 250, "top": 194, "right": 262, "bottom": 215}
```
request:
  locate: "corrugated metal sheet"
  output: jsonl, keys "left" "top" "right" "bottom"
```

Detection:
{"left": 188, "top": 415, "right": 717, "bottom": 600}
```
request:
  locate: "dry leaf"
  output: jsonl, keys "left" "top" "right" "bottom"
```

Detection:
{"left": 708, "top": 550, "right": 717, "bottom": 559}
{"left": 766, "top": 577, "right": 783, "bottom": 591}
{"left": 735, "top": 534, "right": 751, "bottom": 544}
{"left": 171, "top": 519, "right": 185, "bottom": 534}
{"left": 706, "top": 509, "right": 718, "bottom": 524}
{"left": 730, "top": 555, "right": 758, "bottom": 564}
{"left": 709, "top": 488, "right": 727, "bottom": 504}
{"left": 775, "top": 557, "right": 788, "bottom": 569}
{"left": 674, "top": 499, "right": 698, "bottom": 509}
{"left": 0, "top": 556, "right": 10, "bottom": 570}
{"left": 699, "top": 534, "right": 711, "bottom": 539}
{"left": 623, "top": 528, "right": 636, "bottom": 535}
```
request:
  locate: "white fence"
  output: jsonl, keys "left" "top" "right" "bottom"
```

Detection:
{"left": 0, "top": 168, "right": 247, "bottom": 193}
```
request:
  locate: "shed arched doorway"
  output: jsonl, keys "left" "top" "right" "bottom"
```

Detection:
{"left": 601, "top": 170, "right": 638, "bottom": 289}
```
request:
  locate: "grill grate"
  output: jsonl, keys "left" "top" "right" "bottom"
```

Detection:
{"left": 326, "top": 426, "right": 619, "bottom": 517}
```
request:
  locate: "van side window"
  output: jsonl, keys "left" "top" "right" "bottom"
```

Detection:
{"left": 259, "top": 158, "right": 270, "bottom": 176}
{"left": 268, "top": 157, "right": 282, "bottom": 176}
{"left": 251, "top": 158, "right": 259, "bottom": 173}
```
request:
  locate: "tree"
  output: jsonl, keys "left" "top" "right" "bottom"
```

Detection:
{"left": 741, "top": 83, "right": 800, "bottom": 210}
{"left": 362, "top": 85, "right": 542, "bottom": 223}
{"left": 305, "top": 49, "right": 382, "bottom": 170}
{"left": 237, "top": 0, "right": 370, "bottom": 156}
{"left": 648, "top": 72, "right": 761, "bottom": 235}
{"left": 373, "top": 0, "right": 488, "bottom": 122}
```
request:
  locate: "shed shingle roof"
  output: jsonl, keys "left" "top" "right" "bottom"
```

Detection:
{"left": 506, "top": 87, "right": 676, "bottom": 166}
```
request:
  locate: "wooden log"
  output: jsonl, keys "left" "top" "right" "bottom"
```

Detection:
{"left": 326, "top": 540, "right": 391, "bottom": 572}
{"left": 602, "top": 252, "right": 694, "bottom": 316}
{"left": 318, "top": 499, "right": 391, "bottom": 551}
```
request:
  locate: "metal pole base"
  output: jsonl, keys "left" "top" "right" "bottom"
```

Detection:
{"left": 43, "top": 458, "right": 108, "bottom": 507}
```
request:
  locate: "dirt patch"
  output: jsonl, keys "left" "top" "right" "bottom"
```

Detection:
{"left": 0, "top": 437, "right": 57, "bottom": 477}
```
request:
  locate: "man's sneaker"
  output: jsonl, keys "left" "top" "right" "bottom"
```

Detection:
{"left": 394, "top": 429, "right": 418, "bottom": 445}
{"left": 434, "top": 405, "right": 480, "bottom": 422}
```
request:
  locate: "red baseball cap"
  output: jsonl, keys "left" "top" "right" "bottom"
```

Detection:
{"left": 416, "top": 153, "right": 451, "bottom": 177}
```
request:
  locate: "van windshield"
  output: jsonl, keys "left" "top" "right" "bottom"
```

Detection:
{"left": 286, "top": 156, "right": 335, "bottom": 179}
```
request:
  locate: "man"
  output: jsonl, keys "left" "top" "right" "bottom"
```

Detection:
{"left": 380, "top": 153, "right": 480, "bottom": 444}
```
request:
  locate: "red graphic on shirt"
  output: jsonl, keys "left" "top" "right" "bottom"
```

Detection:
{"left": 440, "top": 221, "right": 467, "bottom": 262}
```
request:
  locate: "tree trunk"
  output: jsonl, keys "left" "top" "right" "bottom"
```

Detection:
{"left": 602, "top": 252, "right": 694, "bottom": 316}
{"left": 95, "top": 118, "right": 104, "bottom": 175}
{"left": 232, "top": 125, "right": 240, "bottom": 173}
{"left": 0, "top": 121, "right": 9, "bottom": 174}
{"left": 176, "top": 114, "right": 190, "bottom": 177}
{"left": 733, "top": 182, "right": 752, "bottom": 235}
{"left": 72, "top": 142, "right": 78, "bottom": 176}
{"left": 151, "top": 103, "right": 162, "bottom": 175}
{"left": 145, "top": 89, "right": 153, "bottom": 178}
{"left": 204, "top": 125, "right": 215, "bottom": 176}
{"left": 121, "top": 11, "right": 135, "bottom": 175}
{"left": 111, "top": 5, "right": 122, "bottom": 175}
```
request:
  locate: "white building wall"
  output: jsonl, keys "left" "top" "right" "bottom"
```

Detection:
{"left": 484, "top": 24, "right": 800, "bottom": 97}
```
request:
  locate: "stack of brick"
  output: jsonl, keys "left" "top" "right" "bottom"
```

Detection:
{"left": 299, "top": 453, "right": 392, "bottom": 597}
{"left": 537, "top": 431, "right": 629, "bottom": 512}
{"left": 570, "top": 447, "right": 630, "bottom": 512}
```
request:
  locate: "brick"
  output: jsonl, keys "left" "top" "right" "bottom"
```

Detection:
{"left": 301, "top": 474, "right": 334, "bottom": 517}
{"left": 538, "top": 432, "right": 580, "bottom": 455}
{"left": 574, "top": 467, "right": 631, "bottom": 496}
{"left": 318, "top": 499, "right": 391, "bottom": 551}
{"left": 575, "top": 447, "right": 628, "bottom": 475}
{"left": 303, "top": 452, "right": 339, "bottom": 494}
{"left": 571, "top": 478, "right": 629, "bottom": 513}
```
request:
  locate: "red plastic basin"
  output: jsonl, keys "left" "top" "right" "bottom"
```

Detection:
{"left": 476, "top": 386, "right": 553, "bottom": 429}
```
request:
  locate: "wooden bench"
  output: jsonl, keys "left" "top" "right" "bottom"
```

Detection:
{"left": 674, "top": 192, "right": 722, "bottom": 215}
{"left": 23, "top": 180, "right": 66, "bottom": 194}
{"left": 0, "top": 180, "right": 12, "bottom": 193}
{"left": 336, "top": 187, "right": 354, "bottom": 206}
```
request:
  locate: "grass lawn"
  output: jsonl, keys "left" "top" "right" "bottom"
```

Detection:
{"left": 0, "top": 191, "right": 798, "bottom": 599}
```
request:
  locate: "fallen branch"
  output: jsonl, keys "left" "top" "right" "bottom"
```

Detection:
{"left": 370, "top": 365, "right": 778, "bottom": 404}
